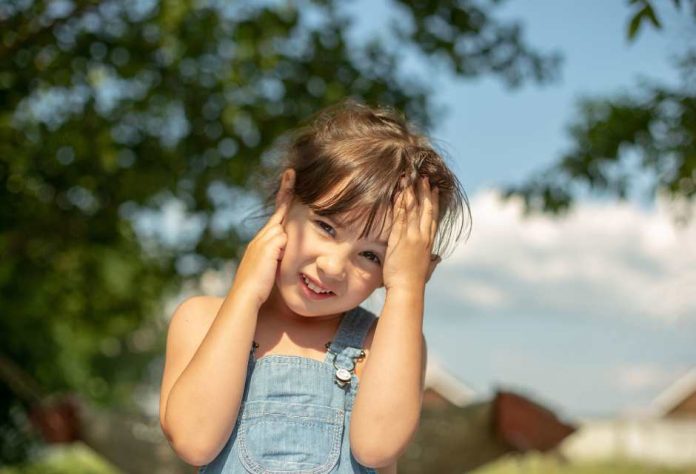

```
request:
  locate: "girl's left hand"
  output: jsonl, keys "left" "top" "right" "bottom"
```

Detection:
{"left": 382, "top": 175, "right": 441, "bottom": 292}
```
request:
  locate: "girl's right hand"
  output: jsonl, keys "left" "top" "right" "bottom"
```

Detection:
{"left": 231, "top": 168, "right": 295, "bottom": 308}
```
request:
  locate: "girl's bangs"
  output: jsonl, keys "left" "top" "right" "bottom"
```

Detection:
{"left": 308, "top": 175, "right": 395, "bottom": 242}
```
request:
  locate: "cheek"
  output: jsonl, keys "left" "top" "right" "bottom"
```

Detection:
{"left": 355, "top": 267, "right": 380, "bottom": 288}
{"left": 293, "top": 223, "right": 313, "bottom": 253}
{"left": 280, "top": 222, "right": 310, "bottom": 265}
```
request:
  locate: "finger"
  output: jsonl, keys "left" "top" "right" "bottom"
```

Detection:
{"left": 402, "top": 176, "right": 416, "bottom": 211}
{"left": 430, "top": 185, "right": 440, "bottom": 242}
{"left": 403, "top": 177, "right": 418, "bottom": 230}
{"left": 271, "top": 169, "right": 295, "bottom": 226}
{"left": 419, "top": 176, "right": 432, "bottom": 238}
{"left": 391, "top": 186, "right": 406, "bottom": 239}
{"left": 388, "top": 185, "right": 408, "bottom": 249}
{"left": 418, "top": 175, "right": 429, "bottom": 207}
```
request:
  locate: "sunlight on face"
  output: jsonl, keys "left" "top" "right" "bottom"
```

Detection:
{"left": 274, "top": 198, "right": 393, "bottom": 318}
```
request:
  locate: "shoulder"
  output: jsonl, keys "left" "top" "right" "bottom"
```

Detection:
{"left": 169, "top": 294, "right": 224, "bottom": 326}
{"left": 166, "top": 295, "right": 224, "bottom": 349}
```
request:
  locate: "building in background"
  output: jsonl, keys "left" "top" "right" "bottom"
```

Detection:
{"left": 651, "top": 367, "right": 696, "bottom": 418}
{"left": 559, "top": 366, "right": 696, "bottom": 469}
{"left": 423, "top": 355, "right": 478, "bottom": 409}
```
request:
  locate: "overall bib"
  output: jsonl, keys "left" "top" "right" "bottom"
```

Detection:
{"left": 199, "top": 305, "right": 379, "bottom": 474}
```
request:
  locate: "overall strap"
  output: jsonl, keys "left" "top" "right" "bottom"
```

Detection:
{"left": 323, "top": 306, "right": 377, "bottom": 369}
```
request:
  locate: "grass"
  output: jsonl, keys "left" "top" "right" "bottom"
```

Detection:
{"left": 3, "top": 445, "right": 696, "bottom": 474}
{"left": 472, "top": 452, "right": 696, "bottom": 474}
{"left": 0, "top": 443, "right": 120, "bottom": 474}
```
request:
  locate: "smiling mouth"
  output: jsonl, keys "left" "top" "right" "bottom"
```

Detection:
{"left": 300, "top": 273, "right": 336, "bottom": 295}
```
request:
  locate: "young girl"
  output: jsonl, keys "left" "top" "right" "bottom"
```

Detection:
{"left": 159, "top": 100, "right": 469, "bottom": 473}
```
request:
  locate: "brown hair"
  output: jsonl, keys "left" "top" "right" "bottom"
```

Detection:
{"left": 249, "top": 99, "right": 471, "bottom": 259}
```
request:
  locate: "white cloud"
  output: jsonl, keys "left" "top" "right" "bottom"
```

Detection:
{"left": 432, "top": 188, "right": 696, "bottom": 324}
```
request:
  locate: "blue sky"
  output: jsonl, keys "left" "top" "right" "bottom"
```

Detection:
{"left": 434, "top": 0, "right": 687, "bottom": 199}
{"left": 347, "top": 0, "right": 687, "bottom": 196}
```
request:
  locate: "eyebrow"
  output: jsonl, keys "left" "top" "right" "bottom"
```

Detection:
{"left": 320, "top": 215, "right": 388, "bottom": 247}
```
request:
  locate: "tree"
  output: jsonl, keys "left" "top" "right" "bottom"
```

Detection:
{"left": 503, "top": 0, "right": 696, "bottom": 224}
{"left": 0, "top": 0, "right": 559, "bottom": 464}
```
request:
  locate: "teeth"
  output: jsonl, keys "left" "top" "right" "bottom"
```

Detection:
{"left": 302, "top": 275, "right": 332, "bottom": 294}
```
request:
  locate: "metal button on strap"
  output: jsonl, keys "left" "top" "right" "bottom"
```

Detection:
{"left": 335, "top": 368, "right": 352, "bottom": 387}
{"left": 325, "top": 341, "right": 366, "bottom": 388}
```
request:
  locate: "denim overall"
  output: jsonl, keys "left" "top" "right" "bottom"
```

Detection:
{"left": 199, "top": 305, "right": 379, "bottom": 474}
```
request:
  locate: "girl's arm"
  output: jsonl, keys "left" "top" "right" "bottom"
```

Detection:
{"left": 350, "top": 175, "right": 437, "bottom": 468}
{"left": 159, "top": 290, "right": 260, "bottom": 466}
{"left": 161, "top": 169, "right": 295, "bottom": 466}
{"left": 350, "top": 285, "right": 426, "bottom": 468}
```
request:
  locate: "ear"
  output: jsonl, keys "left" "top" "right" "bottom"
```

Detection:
{"left": 279, "top": 168, "right": 296, "bottom": 208}
{"left": 280, "top": 168, "right": 295, "bottom": 189}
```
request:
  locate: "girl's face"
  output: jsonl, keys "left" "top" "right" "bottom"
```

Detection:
{"left": 272, "top": 196, "right": 392, "bottom": 320}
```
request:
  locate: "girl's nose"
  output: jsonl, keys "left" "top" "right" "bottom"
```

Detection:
{"left": 316, "top": 254, "right": 347, "bottom": 282}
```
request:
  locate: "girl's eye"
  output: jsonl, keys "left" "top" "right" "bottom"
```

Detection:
{"left": 315, "top": 220, "right": 335, "bottom": 236}
{"left": 314, "top": 220, "right": 381, "bottom": 265}
{"left": 363, "top": 252, "right": 381, "bottom": 265}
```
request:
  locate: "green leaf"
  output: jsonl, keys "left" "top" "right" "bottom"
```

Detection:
{"left": 627, "top": 4, "right": 662, "bottom": 41}
{"left": 627, "top": 8, "right": 645, "bottom": 40}
{"left": 643, "top": 4, "right": 662, "bottom": 28}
